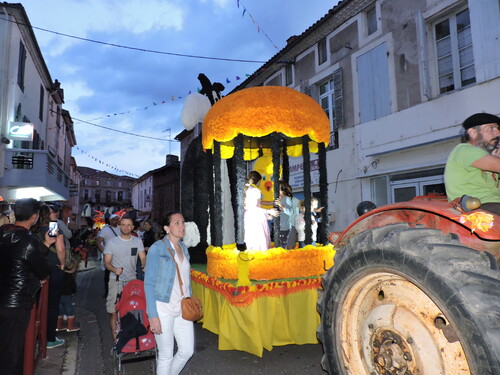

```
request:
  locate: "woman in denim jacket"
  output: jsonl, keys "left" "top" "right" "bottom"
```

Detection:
{"left": 144, "top": 212, "right": 194, "bottom": 375}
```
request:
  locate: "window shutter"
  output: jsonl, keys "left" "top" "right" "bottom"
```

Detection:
{"left": 301, "top": 81, "right": 312, "bottom": 97}
{"left": 333, "top": 68, "right": 343, "bottom": 129}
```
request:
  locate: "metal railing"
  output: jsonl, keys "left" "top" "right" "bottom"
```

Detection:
{"left": 23, "top": 281, "right": 49, "bottom": 375}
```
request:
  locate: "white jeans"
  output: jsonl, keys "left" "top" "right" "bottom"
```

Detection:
{"left": 155, "top": 303, "right": 194, "bottom": 375}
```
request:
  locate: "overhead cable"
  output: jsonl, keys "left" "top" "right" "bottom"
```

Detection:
{"left": 0, "top": 16, "right": 269, "bottom": 64}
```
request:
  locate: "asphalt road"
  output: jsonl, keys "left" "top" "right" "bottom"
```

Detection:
{"left": 75, "top": 260, "right": 327, "bottom": 374}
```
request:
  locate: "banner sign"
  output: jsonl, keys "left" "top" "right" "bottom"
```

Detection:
{"left": 288, "top": 154, "right": 320, "bottom": 190}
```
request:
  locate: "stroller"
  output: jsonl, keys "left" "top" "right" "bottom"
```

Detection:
{"left": 113, "top": 279, "right": 156, "bottom": 374}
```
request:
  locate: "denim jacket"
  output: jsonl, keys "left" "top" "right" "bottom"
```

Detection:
{"left": 144, "top": 237, "right": 191, "bottom": 319}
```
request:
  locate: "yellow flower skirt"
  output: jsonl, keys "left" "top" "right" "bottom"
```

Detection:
{"left": 206, "top": 244, "right": 335, "bottom": 280}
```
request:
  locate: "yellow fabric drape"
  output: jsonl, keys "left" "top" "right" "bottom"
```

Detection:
{"left": 192, "top": 281, "right": 320, "bottom": 357}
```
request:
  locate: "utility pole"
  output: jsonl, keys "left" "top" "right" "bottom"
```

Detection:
{"left": 162, "top": 128, "right": 172, "bottom": 154}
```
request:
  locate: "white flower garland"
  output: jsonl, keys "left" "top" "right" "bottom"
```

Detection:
{"left": 183, "top": 221, "right": 200, "bottom": 248}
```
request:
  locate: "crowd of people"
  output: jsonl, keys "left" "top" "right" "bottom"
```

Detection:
{"left": 244, "top": 171, "right": 325, "bottom": 251}
{"left": 1, "top": 111, "right": 499, "bottom": 375}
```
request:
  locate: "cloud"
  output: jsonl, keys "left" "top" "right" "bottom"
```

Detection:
{"left": 19, "top": 0, "right": 337, "bottom": 176}
{"left": 26, "top": 0, "right": 185, "bottom": 56}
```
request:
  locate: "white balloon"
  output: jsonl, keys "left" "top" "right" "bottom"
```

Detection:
{"left": 181, "top": 93, "right": 212, "bottom": 130}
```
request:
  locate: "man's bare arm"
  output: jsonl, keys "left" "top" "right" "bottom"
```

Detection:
{"left": 471, "top": 154, "right": 500, "bottom": 174}
{"left": 96, "top": 237, "right": 105, "bottom": 253}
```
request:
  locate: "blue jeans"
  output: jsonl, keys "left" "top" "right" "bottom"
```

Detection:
{"left": 59, "top": 295, "right": 75, "bottom": 316}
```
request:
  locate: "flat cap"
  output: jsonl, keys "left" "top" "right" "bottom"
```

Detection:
{"left": 463, "top": 113, "right": 500, "bottom": 130}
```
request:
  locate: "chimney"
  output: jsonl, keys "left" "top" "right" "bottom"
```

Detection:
{"left": 286, "top": 35, "right": 299, "bottom": 46}
{"left": 166, "top": 154, "right": 179, "bottom": 166}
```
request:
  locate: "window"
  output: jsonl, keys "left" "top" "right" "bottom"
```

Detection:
{"left": 95, "top": 190, "right": 101, "bottom": 203}
{"left": 84, "top": 189, "right": 89, "bottom": 200}
{"left": 33, "top": 130, "right": 40, "bottom": 150}
{"left": 39, "top": 85, "right": 44, "bottom": 121}
{"left": 318, "top": 38, "right": 327, "bottom": 65}
{"left": 96, "top": 180, "right": 100, "bottom": 186}
{"left": 118, "top": 191, "right": 123, "bottom": 201}
{"left": 366, "top": 6, "right": 377, "bottom": 36}
{"left": 391, "top": 176, "right": 445, "bottom": 202}
{"left": 285, "top": 64, "right": 293, "bottom": 86}
{"left": 434, "top": 8, "right": 475, "bottom": 94}
{"left": 106, "top": 191, "right": 111, "bottom": 203}
{"left": 371, "top": 169, "right": 445, "bottom": 205}
{"left": 319, "top": 79, "right": 339, "bottom": 149}
{"left": 17, "top": 41, "right": 26, "bottom": 91}
{"left": 357, "top": 42, "right": 391, "bottom": 123}
{"left": 56, "top": 107, "right": 61, "bottom": 128}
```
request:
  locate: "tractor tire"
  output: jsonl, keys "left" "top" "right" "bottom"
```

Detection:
{"left": 317, "top": 224, "right": 500, "bottom": 375}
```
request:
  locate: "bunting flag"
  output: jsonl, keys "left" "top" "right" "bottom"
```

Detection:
{"left": 84, "top": 72, "right": 252, "bottom": 122}
{"left": 75, "top": 146, "right": 139, "bottom": 177}
{"left": 237, "top": 0, "right": 279, "bottom": 49}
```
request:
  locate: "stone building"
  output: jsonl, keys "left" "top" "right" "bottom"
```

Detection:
{"left": 232, "top": 0, "right": 500, "bottom": 230}
{"left": 0, "top": 4, "right": 76, "bottom": 201}
{"left": 77, "top": 166, "right": 135, "bottom": 225}
{"left": 150, "top": 155, "right": 180, "bottom": 225}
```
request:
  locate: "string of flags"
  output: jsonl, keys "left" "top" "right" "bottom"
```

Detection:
{"left": 86, "top": 73, "right": 252, "bottom": 122}
{"left": 75, "top": 146, "right": 140, "bottom": 178}
{"left": 237, "top": 0, "right": 279, "bottom": 50}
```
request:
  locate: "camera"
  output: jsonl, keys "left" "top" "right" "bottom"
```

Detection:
{"left": 48, "top": 221, "right": 58, "bottom": 237}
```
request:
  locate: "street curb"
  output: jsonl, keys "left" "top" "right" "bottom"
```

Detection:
{"left": 62, "top": 331, "right": 78, "bottom": 375}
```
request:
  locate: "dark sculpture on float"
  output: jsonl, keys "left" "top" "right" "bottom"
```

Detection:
{"left": 180, "top": 74, "right": 225, "bottom": 263}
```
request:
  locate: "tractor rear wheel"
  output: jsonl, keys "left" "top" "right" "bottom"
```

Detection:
{"left": 318, "top": 224, "right": 500, "bottom": 375}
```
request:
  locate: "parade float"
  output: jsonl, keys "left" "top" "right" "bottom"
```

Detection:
{"left": 181, "top": 84, "right": 334, "bottom": 356}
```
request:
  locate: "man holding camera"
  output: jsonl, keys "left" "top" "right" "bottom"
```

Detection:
{"left": 0, "top": 198, "right": 53, "bottom": 375}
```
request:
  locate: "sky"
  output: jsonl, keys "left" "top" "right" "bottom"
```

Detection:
{"left": 19, "top": 0, "right": 338, "bottom": 178}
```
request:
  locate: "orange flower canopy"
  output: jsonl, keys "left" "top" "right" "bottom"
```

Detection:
{"left": 202, "top": 86, "right": 330, "bottom": 159}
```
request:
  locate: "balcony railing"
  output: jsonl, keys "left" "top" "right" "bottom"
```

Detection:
{"left": 2, "top": 148, "right": 71, "bottom": 200}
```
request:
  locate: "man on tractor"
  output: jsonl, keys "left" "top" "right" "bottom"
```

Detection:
{"left": 444, "top": 112, "right": 500, "bottom": 215}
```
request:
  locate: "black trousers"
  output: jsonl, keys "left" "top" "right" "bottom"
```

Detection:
{"left": 47, "top": 265, "right": 64, "bottom": 342}
{"left": 104, "top": 269, "right": 110, "bottom": 298}
{"left": 0, "top": 306, "right": 31, "bottom": 375}
{"left": 481, "top": 202, "right": 500, "bottom": 216}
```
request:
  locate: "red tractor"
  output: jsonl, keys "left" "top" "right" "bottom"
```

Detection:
{"left": 318, "top": 195, "right": 500, "bottom": 374}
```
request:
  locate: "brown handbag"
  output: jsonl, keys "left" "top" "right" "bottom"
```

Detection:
{"left": 164, "top": 240, "right": 203, "bottom": 321}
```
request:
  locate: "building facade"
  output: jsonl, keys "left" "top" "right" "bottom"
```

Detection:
{"left": 151, "top": 155, "right": 180, "bottom": 225}
{"left": 77, "top": 166, "right": 135, "bottom": 224}
{"left": 233, "top": 0, "right": 500, "bottom": 230}
{"left": 131, "top": 172, "right": 153, "bottom": 221}
{"left": 0, "top": 4, "right": 76, "bottom": 202}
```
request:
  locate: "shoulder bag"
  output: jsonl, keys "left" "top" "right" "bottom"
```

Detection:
{"left": 163, "top": 239, "right": 203, "bottom": 321}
